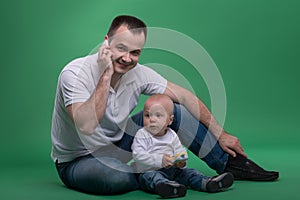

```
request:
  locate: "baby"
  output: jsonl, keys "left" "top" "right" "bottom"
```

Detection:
{"left": 132, "top": 94, "right": 234, "bottom": 198}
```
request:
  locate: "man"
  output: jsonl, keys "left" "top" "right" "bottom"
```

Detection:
{"left": 51, "top": 15, "right": 278, "bottom": 195}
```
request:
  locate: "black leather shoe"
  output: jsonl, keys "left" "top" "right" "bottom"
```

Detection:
{"left": 156, "top": 181, "right": 187, "bottom": 198}
{"left": 206, "top": 172, "right": 234, "bottom": 193}
{"left": 224, "top": 154, "right": 279, "bottom": 181}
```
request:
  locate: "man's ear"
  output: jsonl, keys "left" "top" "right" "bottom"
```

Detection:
{"left": 169, "top": 115, "right": 174, "bottom": 125}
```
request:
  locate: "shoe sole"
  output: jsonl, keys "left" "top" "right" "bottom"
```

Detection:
{"left": 156, "top": 182, "right": 187, "bottom": 198}
{"left": 234, "top": 172, "right": 279, "bottom": 181}
{"left": 206, "top": 173, "right": 234, "bottom": 193}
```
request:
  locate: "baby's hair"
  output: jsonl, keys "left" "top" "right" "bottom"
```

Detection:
{"left": 145, "top": 94, "right": 174, "bottom": 115}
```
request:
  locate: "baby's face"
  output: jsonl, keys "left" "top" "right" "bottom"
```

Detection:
{"left": 143, "top": 103, "right": 173, "bottom": 136}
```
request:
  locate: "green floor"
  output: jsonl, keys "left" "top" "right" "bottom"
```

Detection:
{"left": 2, "top": 147, "right": 298, "bottom": 200}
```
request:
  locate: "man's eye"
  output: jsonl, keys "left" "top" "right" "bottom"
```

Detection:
{"left": 117, "top": 46, "right": 126, "bottom": 51}
{"left": 131, "top": 50, "right": 141, "bottom": 56}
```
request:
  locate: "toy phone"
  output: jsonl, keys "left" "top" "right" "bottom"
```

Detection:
{"left": 172, "top": 151, "right": 188, "bottom": 164}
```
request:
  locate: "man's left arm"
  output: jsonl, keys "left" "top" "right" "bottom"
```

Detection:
{"left": 164, "top": 81, "right": 247, "bottom": 158}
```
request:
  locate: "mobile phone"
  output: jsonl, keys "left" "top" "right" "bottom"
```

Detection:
{"left": 104, "top": 35, "right": 109, "bottom": 46}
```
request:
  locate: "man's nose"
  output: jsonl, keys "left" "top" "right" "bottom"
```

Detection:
{"left": 121, "top": 52, "right": 131, "bottom": 63}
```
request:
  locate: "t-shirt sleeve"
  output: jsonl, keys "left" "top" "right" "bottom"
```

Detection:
{"left": 137, "top": 66, "right": 167, "bottom": 95}
{"left": 59, "top": 69, "right": 91, "bottom": 107}
{"left": 170, "top": 129, "right": 188, "bottom": 157}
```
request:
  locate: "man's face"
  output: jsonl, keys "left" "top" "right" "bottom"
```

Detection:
{"left": 108, "top": 25, "right": 145, "bottom": 75}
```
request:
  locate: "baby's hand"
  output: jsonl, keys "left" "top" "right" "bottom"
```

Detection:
{"left": 162, "top": 154, "right": 173, "bottom": 168}
{"left": 174, "top": 161, "right": 186, "bottom": 168}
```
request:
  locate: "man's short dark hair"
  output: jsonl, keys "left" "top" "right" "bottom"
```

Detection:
{"left": 107, "top": 15, "right": 147, "bottom": 39}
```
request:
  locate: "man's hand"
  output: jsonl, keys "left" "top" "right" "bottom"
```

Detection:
{"left": 97, "top": 42, "right": 114, "bottom": 76}
{"left": 219, "top": 131, "right": 247, "bottom": 158}
{"left": 162, "top": 154, "right": 173, "bottom": 168}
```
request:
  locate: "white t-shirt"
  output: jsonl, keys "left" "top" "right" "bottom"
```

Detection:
{"left": 132, "top": 127, "right": 187, "bottom": 172}
{"left": 51, "top": 53, "right": 167, "bottom": 163}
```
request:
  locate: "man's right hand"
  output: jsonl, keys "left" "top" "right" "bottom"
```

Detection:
{"left": 97, "top": 42, "right": 114, "bottom": 76}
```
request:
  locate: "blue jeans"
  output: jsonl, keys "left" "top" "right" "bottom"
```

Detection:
{"left": 139, "top": 167, "right": 210, "bottom": 192}
{"left": 55, "top": 104, "right": 228, "bottom": 194}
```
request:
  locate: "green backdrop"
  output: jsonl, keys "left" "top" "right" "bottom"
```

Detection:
{"left": 1, "top": 0, "right": 299, "bottom": 199}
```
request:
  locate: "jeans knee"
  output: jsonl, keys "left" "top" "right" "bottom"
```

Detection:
{"left": 138, "top": 171, "right": 157, "bottom": 190}
{"left": 139, "top": 171, "right": 157, "bottom": 182}
{"left": 60, "top": 157, "right": 139, "bottom": 194}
